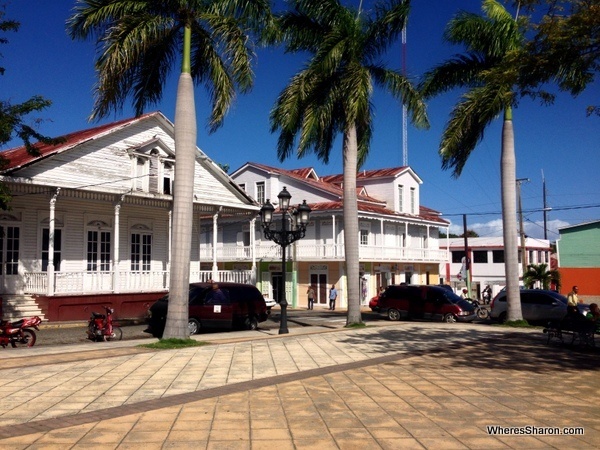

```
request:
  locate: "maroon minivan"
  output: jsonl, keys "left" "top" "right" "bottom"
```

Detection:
{"left": 145, "top": 282, "right": 268, "bottom": 337}
{"left": 376, "top": 285, "right": 476, "bottom": 323}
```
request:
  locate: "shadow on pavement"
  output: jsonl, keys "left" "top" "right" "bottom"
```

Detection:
{"left": 338, "top": 326, "right": 600, "bottom": 372}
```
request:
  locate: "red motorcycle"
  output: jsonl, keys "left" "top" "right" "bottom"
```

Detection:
{"left": 86, "top": 306, "right": 123, "bottom": 342}
{"left": 0, "top": 316, "right": 42, "bottom": 348}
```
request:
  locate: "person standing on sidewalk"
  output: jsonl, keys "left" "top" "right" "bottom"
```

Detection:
{"left": 567, "top": 285, "right": 582, "bottom": 315}
{"left": 307, "top": 285, "right": 315, "bottom": 310}
{"left": 329, "top": 285, "right": 338, "bottom": 310}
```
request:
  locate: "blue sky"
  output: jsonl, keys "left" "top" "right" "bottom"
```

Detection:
{"left": 2, "top": 0, "right": 599, "bottom": 241}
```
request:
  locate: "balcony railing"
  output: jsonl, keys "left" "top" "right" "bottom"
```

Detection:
{"left": 23, "top": 269, "right": 254, "bottom": 296}
{"left": 201, "top": 243, "right": 449, "bottom": 263}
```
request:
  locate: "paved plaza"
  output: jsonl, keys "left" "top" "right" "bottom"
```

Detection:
{"left": 0, "top": 318, "right": 598, "bottom": 449}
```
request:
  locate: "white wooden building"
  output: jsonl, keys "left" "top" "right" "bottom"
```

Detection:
{"left": 228, "top": 163, "right": 450, "bottom": 309}
{"left": 0, "top": 112, "right": 259, "bottom": 320}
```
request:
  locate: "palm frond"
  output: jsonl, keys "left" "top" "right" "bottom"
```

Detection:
{"left": 363, "top": 0, "right": 409, "bottom": 61}
{"left": 370, "top": 66, "right": 428, "bottom": 129}
{"left": 420, "top": 53, "right": 489, "bottom": 98}
{"left": 440, "top": 82, "right": 511, "bottom": 177}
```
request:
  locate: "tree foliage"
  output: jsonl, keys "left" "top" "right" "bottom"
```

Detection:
{"left": 523, "top": 262, "right": 561, "bottom": 290}
{"left": 518, "top": 0, "right": 600, "bottom": 115}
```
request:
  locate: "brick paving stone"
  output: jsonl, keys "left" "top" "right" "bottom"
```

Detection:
{"left": 0, "top": 322, "right": 599, "bottom": 449}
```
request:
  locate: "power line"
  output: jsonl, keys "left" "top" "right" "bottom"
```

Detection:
{"left": 441, "top": 203, "right": 600, "bottom": 217}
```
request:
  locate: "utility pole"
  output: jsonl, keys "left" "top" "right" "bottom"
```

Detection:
{"left": 462, "top": 214, "right": 472, "bottom": 297}
{"left": 516, "top": 178, "right": 530, "bottom": 277}
{"left": 542, "top": 170, "right": 550, "bottom": 240}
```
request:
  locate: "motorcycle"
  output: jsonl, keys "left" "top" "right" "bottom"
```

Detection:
{"left": 466, "top": 298, "right": 490, "bottom": 320}
{"left": 86, "top": 306, "right": 123, "bottom": 342}
{"left": 0, "top": 316, "right": 42, "bottom": 348}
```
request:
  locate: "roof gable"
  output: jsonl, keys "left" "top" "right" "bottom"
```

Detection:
{"left": 1, "top": 112, "right": 257, "bottom": 212}
{"left": 1, "top": 112, "right": 165, "bottom": 173}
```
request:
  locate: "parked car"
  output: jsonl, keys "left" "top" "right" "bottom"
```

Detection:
{"left": 263, "top": 295, "right": 277, "bottom": 312}
{"left": 145, "top": 282, "right": 268, "bottom": 338}
{"left": 369, "top": 296, "right": 380, "bottom": 311}
{"left": 489, "top": 289, "right": 588, "bottom": 323}
{"left": 375, "top": 285, "right": 476, "bottom": 323}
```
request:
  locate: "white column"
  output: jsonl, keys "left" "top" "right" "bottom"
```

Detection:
{"left": 212, "top": 209, "right": 220, "bottom": 281}
{"left": 250, "top": 217, "right": 256, "bottom": 279}
{"left": 380, "top": 218, "right": 384, "bottom": 251}
{"left": 332, "top": 215, "right": 336, "bottom": 257}
{"left": 47, "top": 188, "right": 60, "bottom": 296}
{"left": 167, "top": 210, "right": 172, "bottom": 271}
{"left": 113, "top": 195, "right": 125, "bottom": 293}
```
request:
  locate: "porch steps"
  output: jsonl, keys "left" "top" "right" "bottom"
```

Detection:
{"left": 1, "top": 295, "right": 46, "bottom": 321}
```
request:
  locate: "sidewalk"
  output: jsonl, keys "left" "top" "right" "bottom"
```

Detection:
{"left": 0, "top": 321, "right": 598, "bottom": 449}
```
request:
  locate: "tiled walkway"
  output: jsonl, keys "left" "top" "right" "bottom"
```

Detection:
{"left": 0, "top": 322, "right": 598, "bottom": 449}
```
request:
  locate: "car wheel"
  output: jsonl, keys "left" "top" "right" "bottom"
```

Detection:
{"left": 388, "top": 309, "right": 401, "bottom": 321}
{"left": 245, "top": 316, "right": 259, "bottom": 330}
{"left": 443, "top": 313, "right": 457, "bottom": 323}
{"left": 188, "top": 318, "right": 200, "bottom": 335}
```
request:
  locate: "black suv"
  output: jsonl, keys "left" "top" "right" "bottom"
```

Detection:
{"left": 145, "top": 282, "right": 268, "bottom": 337}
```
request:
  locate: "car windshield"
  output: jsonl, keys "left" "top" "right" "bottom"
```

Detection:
{"left": 444, "top": 291, "right": 463, "bottom": 303}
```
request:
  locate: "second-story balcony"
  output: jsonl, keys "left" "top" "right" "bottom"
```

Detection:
{"left": 200, "top": 242, "right": 449, "bottom": 263}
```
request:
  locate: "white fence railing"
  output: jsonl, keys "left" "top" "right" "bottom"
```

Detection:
{"left": 24, "top": 270, "right": 254, "bottom": 295}
{"left": 200, "top": 243, "right": 449, "bottom": 262}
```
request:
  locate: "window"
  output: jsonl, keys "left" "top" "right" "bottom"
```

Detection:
{"left": 452, "top": 251, "right": 465, "bottom": 263}
{"left": 163, "top": 162, "right": 174, "bottom": 195}
{"left": 134, "top": 157, "right": 149, "bottom": 191}
{"left": 256, "top": 182, "right": 265, "bottom": 204}
{"left": 410, "top": 187, "right": 416, "bottom": 214}
{"left": 473, "top": 250, "right": 488, "bottom": 264}
{"left": 360, "top": 229, "right": 369, "bottom": 246}
{"left": 131, "top": 233, "right": 152, "bottom": 271}
{"left": 239, "top": 183, "right": 246, "bottom": 192}
{"left": 87, "top": 230, "right": 111, "bottom": 271}
{"left": 0, "top": 225, "right": 19, "bottom": 275}
{"left": 492, "top": 250, "right": 504, "bottom": 263}
{"left": 397, "top": 185, "right": 404, "bottom": 211}
{"left": 42, "top": 228, "right": 62, "bottom": 271}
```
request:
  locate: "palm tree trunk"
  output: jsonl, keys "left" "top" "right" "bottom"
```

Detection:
{"left": 164, "top": 26, "right": 197, "bottom": 339}
{"left": 343, "top": 125, "right": 362, "bottom": 325}
{"left": 500, "top": 107, "right": 523, "bottom": 321}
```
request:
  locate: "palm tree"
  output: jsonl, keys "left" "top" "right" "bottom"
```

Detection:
{"left": 420, "top": 0, "right": 528, "bottom": 322}
{"left": 67, "top": 0, "right": 270, "bottom": 339}
{"left": 270, "top": 0, "right": 428, "bottom": 325}
{"left": 523, "top": 263, "right": 560, "bottom": 290}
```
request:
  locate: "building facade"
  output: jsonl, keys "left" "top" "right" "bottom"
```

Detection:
{"left": 228, "top": 163, "right": 450, "bottom": 309}
{"left": 0, "top": 112, "right": 259, "bottom": 320}
{"left": 557, "top": 220, "right": 600, "bottom": 303}
{"left": 445, "top": 236, "right": 552, "bottom": 300}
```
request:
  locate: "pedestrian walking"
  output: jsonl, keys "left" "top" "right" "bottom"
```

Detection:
{"left": 307, "top": 285, "right": 315, "bottom": 310}
{"left": 329, "top": 284, "right": 338, "bottom": 310}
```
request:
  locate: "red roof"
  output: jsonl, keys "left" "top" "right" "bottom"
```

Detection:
{"left": 1, "top": 112, "right": 159, "bottom": 173}
{"left": 242, "top": 162, "right": 448, "bottom": 225}
{"left": 321, "top": 166, "right": 409, "bottom": 184}
{"left": 245, "top": 162, "right": 384, "bottom": 205}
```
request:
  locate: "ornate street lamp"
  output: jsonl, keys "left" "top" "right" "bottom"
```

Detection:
{"left": 259, "top": 187, "right": 311, "bottom": 334}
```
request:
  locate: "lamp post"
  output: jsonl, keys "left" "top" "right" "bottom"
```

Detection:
{"left": 259, "top": 187, "right": 311, "bottom": 334}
